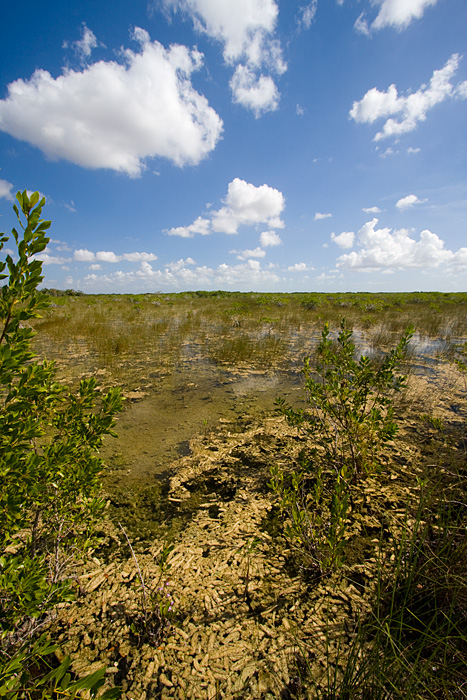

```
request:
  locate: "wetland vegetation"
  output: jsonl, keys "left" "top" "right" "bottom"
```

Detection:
{"left": 28, "top": 288, "right": 467, "bottom": 699}
{"left": 1, "top": 193, "right": 467, "bottom": 699}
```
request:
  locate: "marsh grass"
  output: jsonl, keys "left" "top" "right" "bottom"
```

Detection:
{"left": 209, "top": 330, "right": 286, "bottom": 366}
{"left": 29, "top": 291, "right": 467, "bottom": 396}
{"left": 332, "top": 507, "right": 466, "bottom": 699}
{"left": 284, "top": 488, "right": 467, "bottom": 699}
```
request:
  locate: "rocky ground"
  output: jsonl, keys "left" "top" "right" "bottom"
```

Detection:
{"left": 46, "top": 365, "right": 466, "bottom": 699}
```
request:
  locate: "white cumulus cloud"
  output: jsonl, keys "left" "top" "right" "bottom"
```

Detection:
{"left": 215, "top": 259, "right": 280, "bottom": 286}
{"left": 166, "top": 257, "right": 197, "bottom": 270}
{"left": 161, "top": 0, "right": 282, "bottom": 68}
{"left": 96, "top": 251, "right": 120, "bottom": 263}
{"left": 331, "top": 231, "right": 355, "bottom": 248}
{"left": 166, "top": 216, "right": 211, "bottom": 238}
{"left": 233, "top": 247, "right": 267, "bottom": 260}
{"left": 355, "top": 0, "right": 438, "bottom": 34}
{"left": 230, "top": 65, "right": 279, "bottom": 116}
{"left": 260, "top": 230, "right": 282, "bottom": 247}
{"left": 287, "top": 262, "right": 312, "bottom": 271}
{"left": 74, "top": 249, "right": 95, "bottom": 262}
{"left": 395, "top": 194, "right": 427, "bottom": 210}
{"left": 161, "top": 0, "right": 285, "bottom": 115}
{"left": 0, "top": 30, "right": 223, "bottom": 176}
{"left": 314, "top": 212, "right": 332, "bottom": 220}
{"left": 362, "top": 206, "right": 382, "bottom": 213}
{"left": 0, "top": 179, "right": 14, "bottom": 201}
{"left": 350, "top": 54, "right": 467, "bottom": 142}
{"left": 336, "top": 218, "right": 467, "bottom": 272}
{"left": 164, "top": 178, "right": 285, "bottom": 239}
{"left": 122, "top": 252, "right": 158, "bottom": 262}
{"left": 74, "top": 249, "right": 157, "bottom": 263}
{"left": 35, "top": 253, "right": 72, "bottom": 265}
{"left": 372, "top": 0, "right": 438, "bottom": 30}
{"left": 82, "top": 257, "right": 281, "bottom": 291}
{"left": 211, "top": 178, "right": 285, "bottom": 234}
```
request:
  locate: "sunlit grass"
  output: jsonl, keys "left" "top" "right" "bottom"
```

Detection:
{"left": 32, "top": 291, "right": 467, "bottom": 388}
{"left": 311, "top": 500, "right": 467, "bottom": 699}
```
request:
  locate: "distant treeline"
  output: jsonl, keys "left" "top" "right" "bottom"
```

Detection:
{"left": 39, "top": 288, "right": 467, "bottom": 308}
{"left": 41, "top": 288, "right": 86, "bottom": 297}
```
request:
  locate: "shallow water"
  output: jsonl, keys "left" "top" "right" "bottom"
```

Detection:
{"left": 33, "top": 314, "right": 464, "bottom": 487}
{"left": 99, "top": 328, "right": 464, "bottom": 485}
{"left": 101, "top": 361, "right": 305, "bottom": 484}
{"left": 410, "top": 332, "right": 453, "bottom": 360}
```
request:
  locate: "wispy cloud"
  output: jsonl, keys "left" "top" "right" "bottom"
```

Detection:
{"left": 350, "top": 54, "right": 467, "bottom": 142}
{"left": 395, "top": 194, "right": 427, "bottom": 210}
{"left": 63, "top": 23, "right": 104, "bottom": 63}
{"left": 297, "top": 1, "right": 318, "bottom": 30}
{"left": 355, "top": 0, "right": 438, "bottom": 34}
{"left": 0, "top": 178, "right": 14, "bottom": 201}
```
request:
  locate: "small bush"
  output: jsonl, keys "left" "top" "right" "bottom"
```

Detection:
{"left": 278, "top": 319, "right": 413, "bottom": 479}
{"left": 0, "top": 191, "right": 122, "bottom": 697}
{"left": 271, "top": 319, "right": 413, "bottom": 573}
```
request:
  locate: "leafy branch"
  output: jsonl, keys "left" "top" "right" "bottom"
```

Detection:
{"left": 0, "top": 191, "right": 123, "bottom": 698}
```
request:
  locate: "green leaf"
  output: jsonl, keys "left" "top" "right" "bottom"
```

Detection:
{"left": 28, "top": 192, "right": 40, "bottom": 208}
{"left": 1, "top": 191, "right": 122, "bottom": 691}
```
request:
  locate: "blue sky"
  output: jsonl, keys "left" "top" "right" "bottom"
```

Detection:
{"left": 0, "top": 0, "right": 466, "bottom": 293}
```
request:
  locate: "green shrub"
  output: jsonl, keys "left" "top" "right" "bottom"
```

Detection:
{"left": 269, "top": 450, "right": 349, "bottom": 572}
{"left": 451, "top": 340, "right": 467, "bottom": 391}
{"left": 271, "top": 319, "right": 413, "bottom": 573}
{"left": 277, "top": 319, "right": 413, "bottom": 479}
{"left": 0, "top": 191, "right": 122, "bottom": 698}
